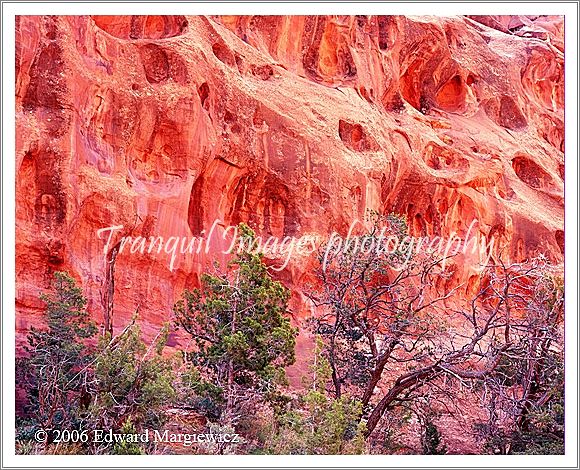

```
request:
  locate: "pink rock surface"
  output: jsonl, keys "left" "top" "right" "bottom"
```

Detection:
{"left": 16, "top": 15, "right": 564, "bottom": 391}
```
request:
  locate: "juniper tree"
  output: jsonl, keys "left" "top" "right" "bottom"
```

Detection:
{"left": 174, "top": 223, "right": 297, "bottom": 425}
{"left": 88, "top": 319, "right": 176, "bottom": 450}
{"left": 16, "top": 272, "right": 176, "bottom": 455}
{"left": 16, "top": 272, "right": 97, "bottom": 434}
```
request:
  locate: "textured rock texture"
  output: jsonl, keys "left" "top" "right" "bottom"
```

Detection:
{"left": 16, "top": 15, "right": 564, "bottom": 390}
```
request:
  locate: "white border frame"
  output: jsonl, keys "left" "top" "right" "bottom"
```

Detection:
{"left": 2, "top": 2, "right": 578, "bottom": 468}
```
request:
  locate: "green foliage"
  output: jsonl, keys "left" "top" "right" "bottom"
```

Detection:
{"left": 421, "top": 420, "right": 447, "bottom": 455}
{"left": 512, "top": 358, "right": 565, "bottom": 455}
{"left": 16, "top": 272, "right": 176, "bottom": 454}
{"left": 174, "top": 223, "right": 297, "bottom": 422}
{"left": 91, "top": 321, "right": 176, "bottom": 430}
{"left": 301, "top": 336, "right": 332, "bottom": 393}
{"left": 39, "top": 271, "right": 97, "bottom": 339}
{"left": 266, "top": 391, "right": 366, "bottom": 454}
{"left": 264, "top": 336, "right": 366, "bottom": 454}
{"left": 16, "top": 244, "right": 564, "bottom": 456}
{"left": 16, "top": 272, "right": 97, "bottom": 431}
{"left": 112, "top": 418, "right": 144, "bottom": 455}
{"left": 178, "top": 365, "right": 224, "bottom": 421}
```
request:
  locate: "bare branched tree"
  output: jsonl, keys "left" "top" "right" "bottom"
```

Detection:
{"left": 308, "top": 214, "right": 564, "bottom": 447}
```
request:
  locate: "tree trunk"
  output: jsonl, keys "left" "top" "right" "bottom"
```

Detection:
{"left": 361, "top": 360, "right": 387, "bottom": 407}
{"left": 365, "top": 366, "right": 439, "bottom": 436}
{"left": 225, "top": 278, "right": 239, "bottom": 423}
{"left": 365, "top": 383, "right": 403, "bottom": 436}
{"left": 329, "top": 335, "right": 341, "bottom": 398}
{"left": 226, "top": 308, "right": 236, "bottom": 422}
{"left": 361, "top": 341, "right": 398, "bottom": 407}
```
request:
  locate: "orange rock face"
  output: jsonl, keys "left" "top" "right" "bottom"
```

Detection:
{"left": 15, "top": 15, "right": 564, "bottom": 372}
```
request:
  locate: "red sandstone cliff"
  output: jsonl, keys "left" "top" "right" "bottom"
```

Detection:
{"left": 16, "top": 15, "right": 564, "bottom": 368}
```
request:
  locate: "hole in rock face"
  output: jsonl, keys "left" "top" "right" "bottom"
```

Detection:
{"left": 251, "top": 64, "right": 274, "bottom": 80}
{"left": 397, "top": 24, "right": 457, "bottom": 114}
{"left": 467, "top": 15, "right": 511, "bottom": 34}
{"left": 46, "top": 240, "right": 65, "bottom": 267}
{"left": 424, "top": 204, "right": 434, "bottom": 224}
{"left": 227, "top": 173, "right": 300, "bottom": 238}
{"left": 512, "top": 154, "right": 554, "bottom": 190}
{"left": 377, "top": 16, "right": 396, "bottom": 50}
{"left": 435, "top": 75, "right": 466, "bottom": 112}
{"left": 224, "top": 110, "right": 236, "bottom": 124}
{"left": 355, "top": 15, "right": 367, "bottom": 29}
{"left": 21, "top": 148, "right": 67, "bottom": 227}
{"left": 383, "top": 92, "right": 405, "bottom": 112}
{"left": 540, "top": 114, "right": 564, "bottom": 152}
{"left": 499, "top": 96, "right": 527, "bottom": 130}
{"left": 139, "top": 44, "right": 169, "bottom": 83}
{"left": 139, "top": 15, "right": 187, "bottom": 39}
{"left": 338, "top": 120, "right": 379, "bottom": 152}
{"left": 555, "top": 230, "right": 564, "bottom": 255}
{"left": 399, "top": 64, "right": 423, "bottom": 112}
{"left": 521, "top": 47, "right": 564, "bottom": 111}
{"left": 198, "top": 82, "right": 210, "bottom": 110}
{"left": 212, "top": 42, "right": 236, "bottom": 68}
{"left": 301, "top": 16, "right": 357, "bottom": 82}
{"left": 413, "top": 213, "right": 426, "bottom": 236}
{"left": 188, "top": 174, "right": 205, "bottom": 237}
{"left": 234, "top": 54, "right": 246, "bottom": 73}
{"left": 359, "top": 86, "right": 371, "bottom": 102}
{"left": 485, "top": 96, "right": 528, "bottom": 131}
{"left": 351, "top": 125, "right": 363, "bottom": 143}
{"left": 92, "top": 15, "right": 188, "bottom": 39}
{"left": 423, "top": 142, "right": 468, "bottom": 171}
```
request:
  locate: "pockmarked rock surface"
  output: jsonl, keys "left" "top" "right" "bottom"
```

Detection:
{"left": 16, "top": 15, "right": 564, "bottom": 399}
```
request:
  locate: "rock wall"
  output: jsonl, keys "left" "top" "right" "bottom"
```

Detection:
{"left": 16, "top": 15, "right": 564, "bottom": 366}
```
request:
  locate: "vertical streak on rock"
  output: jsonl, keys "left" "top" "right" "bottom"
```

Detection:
{"left": 304, "top": 138, "right": 312, "bottom": 200}
{"left": 302, "top": 16, "right": 324, "bottom": 81}
{"left": 102, "top": 242, "right": 119, "bottom": 336}
{"left": 259, "top": 125, "right": 270, "bottom": 169}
